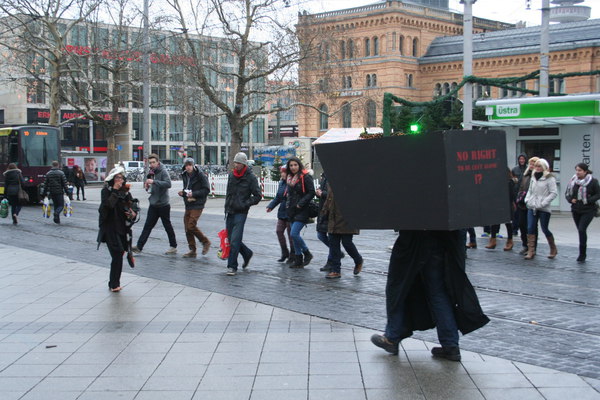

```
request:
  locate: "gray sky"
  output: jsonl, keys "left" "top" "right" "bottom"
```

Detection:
{"left": 299, "top": 0, "right": 599, "bottom": 27}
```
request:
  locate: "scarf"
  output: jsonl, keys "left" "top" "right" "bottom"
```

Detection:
{"left": 233, "top": 165, "right": 247, "bottom": 178}
{"left": 287, "top": 172, "right": 301, "bottom": 188}
{"left": 566, "top": 173, "right": 593, "bottom": 204}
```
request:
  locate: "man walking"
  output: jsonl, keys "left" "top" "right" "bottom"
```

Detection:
{"left": 43, "top": 161, "right": 71, "bottom": 224}
{"left": 132, "top": 154, "right": 178, "bottom": 255}
{"left": 224, "top": 152, "right": 262, "bottom": 276}
{"left": 178, "top": 158, "right": 211, "bottom": 258}
{"left": 371, "top": 230, "right": 489, "bottom": 361}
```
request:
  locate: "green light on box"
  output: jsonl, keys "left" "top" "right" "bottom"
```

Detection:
{"left": 409, "top": 123, "right": 421, "bottom": 134}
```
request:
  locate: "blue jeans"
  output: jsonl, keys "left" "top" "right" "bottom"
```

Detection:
{"left": 50, "top": 193, "right": 64, "bottom": 218}
{"left": 385, "top": 240, "right": 459, "bottom": 347}
{"left": 226, "top": 213, "right": 252, "bottom": 270}
{"left": 328, "top": 234, "right": 363, "bottom": 273}
{"left": 290, "top": 221, "right": 308, "bottom": 255}
{"left": 527, "top": 209, "right": 552, "bottom": 237}
{"left": 317, "top": 231, "right": 334, "bottom": 263}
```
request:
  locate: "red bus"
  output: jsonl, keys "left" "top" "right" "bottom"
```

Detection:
{"left": 0, "top": 125, "right": 61, "bottom": 202}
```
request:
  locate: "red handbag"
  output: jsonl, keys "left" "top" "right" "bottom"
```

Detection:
{"left": 217, "top": 229, "right": 230, "bottom": 260}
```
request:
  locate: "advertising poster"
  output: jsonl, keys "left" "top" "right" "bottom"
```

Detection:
{"left": 64, "top": 156, "right": 107, "bottom": 182}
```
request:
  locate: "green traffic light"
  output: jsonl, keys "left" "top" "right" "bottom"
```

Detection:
{"left": 409, "top": 123, "right": 421, "bottom": 134}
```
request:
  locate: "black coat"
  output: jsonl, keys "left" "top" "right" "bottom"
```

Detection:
{"left": 43, "top": 168, "right": 69, "bottom": 197}
{"left": 316, "top": 175, "right": 329, "bottom": 233}
{"left": 225, "top": 167, "right": 262, "bottom": 214}
{"left": 3, "top": 169, "right": 25, "bottom": 196}
{"left": 180, "top": 166, "right": 210, "bottom": 210}
{"left": 566, "top": 177, "right": 600, "bottom": 214}
{"left": 72, "top": 168, "right": 87, "bottom": 187}
{"left": 267, "top": 180, "right": 289, "bottom": 220}
{"left": 386, "top": 230, "right": 489, "bottom": 338}
{"left": 97, "top": 186, "right": 134, "bottom": 252}
{"left": 286, "top": 172, "right": 315, "bottom": 224}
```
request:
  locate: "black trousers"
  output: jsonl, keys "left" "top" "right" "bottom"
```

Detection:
{"left": 109, "top": 246, "right": 124, "bottom": 289}
{"left": 573, "top": 210, "right": 594, "bottom": 249}
{"left": 75, "top": 185, "right": 85, "bottom": 199}
{"left": 136, "top": 204, "right": 177, "bottom": 249}
{"left": 50, "top": 193, "right": 64, "bottom": 217}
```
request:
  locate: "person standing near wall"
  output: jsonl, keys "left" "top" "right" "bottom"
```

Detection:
{"left": 565, "top": 163, "right": 599, "bottom": 262}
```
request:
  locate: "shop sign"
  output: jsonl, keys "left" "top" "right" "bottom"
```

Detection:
{"left": 492, "top": 100, "right": 600, "bottom": 120}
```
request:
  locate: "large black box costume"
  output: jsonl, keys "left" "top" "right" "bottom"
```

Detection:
{"left": 315, "top": 130, "right": 510, "bottom": 230}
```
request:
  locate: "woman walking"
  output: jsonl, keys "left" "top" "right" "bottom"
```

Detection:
{"left": 2, "top": 163, "right": 26, "bottom": 225}
{"left": 72, "top": 165, "right": 87, "bottom": 200}
{"left": 285, "top": 157, "right": 315, "bottom": 268}
{"left": 321, "top": 184, "right": 363, "bottom": 279}
{"left": 524, "top": 159, "right": 558, "bottom": 260}
{"left": 565, "top": 163, "right": 600, "bottom": 262}
{"left": 97, "top": 167, "right": 137, "bottom": 292}
{"left": 266, "top": 166, "right": 294, "bottom": 263}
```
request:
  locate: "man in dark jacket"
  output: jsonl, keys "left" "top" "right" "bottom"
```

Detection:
{"left": 132, "top": 154, "right": 178, "bottom": 255}
{"left": 43, "top": 161, "right": 71, "bottom": 224}
{"left": 178, "top": 158, "right": 211, "bottom": 258}
{"left": 371, "top": 230, "right": 489, "bottom": 361}
{"left": 511, "top": 153, "right": 528, "bottom": 235}
{"left": 224, "top": 152, "right": 262, "bottom": 276}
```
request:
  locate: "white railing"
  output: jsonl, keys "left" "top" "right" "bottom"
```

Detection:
{"left": 207, "top": 173, "right": 320, "bottom": 199}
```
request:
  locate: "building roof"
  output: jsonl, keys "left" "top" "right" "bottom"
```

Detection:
{"left": 420, "top": 18, "right": 600, "bottom": 64}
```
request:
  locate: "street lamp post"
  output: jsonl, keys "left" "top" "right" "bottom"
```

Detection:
{"left": 461, "top": 0, "right": 476, "bottom": 130}
{"left": 142, "top": 0, "right": 151, "bottom": 172}
{"left": 540, "top": 0, "right": 550, "bottom": 97}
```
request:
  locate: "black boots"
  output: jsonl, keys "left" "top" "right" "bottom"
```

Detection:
{"left": 577, "top": 246, "right": 586, "bottom": 262}
{"left": 302, "top": 250, "right": 313, "bottom": 266}
{"left": 277, "top": 250, "right": 289, "bottom": 262}
{"left": 290, "top": 254, "right": 304, "bottom": 268}
{"left": 431, "top": 346, "right": 461, "bottom": 361}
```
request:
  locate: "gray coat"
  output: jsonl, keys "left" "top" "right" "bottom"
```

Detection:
{"left": 148, "top": 164, "right": 171, "bottom": 207}
{"left": 525, "top": 172, "right": 557, "bottom": 213}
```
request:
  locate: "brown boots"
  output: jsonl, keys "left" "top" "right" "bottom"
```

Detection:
{"left": 503, "top": 238, "right": 514, "bottom": 251}
{"left": 524, "top": 234, "right": 536, "bottom": 260}
{"left": 547, "top": 235, "right": 558, "bottom": 259}
{"left": 485, "top": 238, "right": 497, "bottom": 249}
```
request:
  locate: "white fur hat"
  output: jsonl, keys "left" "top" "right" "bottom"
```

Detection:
{"left": 105, "top": 166, "right": 126, "bottom": 182}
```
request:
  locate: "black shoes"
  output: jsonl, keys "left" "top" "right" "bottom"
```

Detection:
{"left": 320, "top": 263, "right": 331, "bottom": 272}
{"left": 302, "top": 250, "right": 313, "bottom": 266}
{"left": 277, "top": 252, "right": 289, "bottom": 262}
{"left": 290, "top": 254, "right": 304, "bottom": 268}
{"left": 242, "top": 251, "right": 253, "bottom": 269}
{"left": 53, "top": 215, "right": 60, "bottom": 224}
{"left": 431, "top": 346, "right": 461, "bottom": 361}
{"left": 370, "top": 334, "right": 399, "bottom": 355}
{"left": 12, "top": 215, "right": 17, "bottom": 225}
{"left": 286, "top": 254, "right": 296, "bottom": 265}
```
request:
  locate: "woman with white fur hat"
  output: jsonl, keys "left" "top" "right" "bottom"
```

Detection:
{"left": 524, "top": 158, "right": 558, "bottom": 260}
{"left": 97, "top": 166, "right": 137, "bottom": 292}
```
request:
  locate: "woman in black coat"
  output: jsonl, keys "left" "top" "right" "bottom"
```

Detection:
{"left": 266, "top": 166, "right": 295, "bottom": 263}
{"left": 565, "top": 163, "right": 600, "bottom": 262}
{"left": 72, "top": 165, "right": 87, "bottom": 200}
{"left": 97, "top": 167, "right": 137, "bottom": 292}
{"left": 2, "top": 163, "right": 26, "bottom": 224}
{"left": 285, "top": 157, "right": 315, "bottom": 268}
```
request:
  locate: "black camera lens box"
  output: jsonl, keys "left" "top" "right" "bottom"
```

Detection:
{"left": 314, "top": 129, "right": 511, "bottom": 231}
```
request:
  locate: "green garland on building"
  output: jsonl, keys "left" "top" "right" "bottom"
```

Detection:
{"left": 382, "top": 69, "right": 600, "bottom": 136}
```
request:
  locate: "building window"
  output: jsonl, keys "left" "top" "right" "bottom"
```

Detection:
{"left": 340, "top": 40, "right": 346, "bottom": 59}
{"left": 373, "top": 37, "right": 379, "bottom": 56}
{"left": 392, "top": 32, "right": 397, "bottom": 51}
{"left": 399, "top": 35, "right": 404, "bottom": 55}
{"left": 27, "top": 79, "right": 45, "bottom": 104}
{"left": 342, "top": 102, "right": 352, "bottom": 128}
{"left": 343, "top": 76, "right": 352, "bottom": 89}
{"left": 347, "top": 39, "right": 354, "bottom": 58}
{"left": 519, "top": 81, "right": 527, "bottom": 97}
{"left": 366, "top": 100, "right": 376, "bottom": 127}
{"left": 319, "top": 104, "right": 329, "bottom": 131}
{"left": 406, "top": 74, "right": 413, "bottom": 88}
{"left": 549, "top": 78, "right": 565, "bottom": 95}
{"left": 364, "top": 38, "right": 370, "bottom": 57}
{"left": 434, "top": 83, "right": 441, "bottom": 97}
{"left": 372, "top": 74, "right": 377, "bottom": 87}
{"left": 442, "top": 82, "right": 450, "bottom": 95}
{"left": 366, "top": 74, "right": 371, "bottom": 88}
{"left": 412, "top": 38, "right": 419, "bottom": 57}
{"left": 151, "top": 114, "right": 166, "bottom": 141}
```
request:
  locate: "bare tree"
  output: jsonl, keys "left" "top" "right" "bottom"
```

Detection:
{"left": 166, "top": 0, "right": 312, "bottom": 166}
{"left": 0, "top": 0, "right": 102, "bottom": 125}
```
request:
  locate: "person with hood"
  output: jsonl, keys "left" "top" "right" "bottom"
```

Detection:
{"left": 72, "top": 165, "right": 87, "bottom": 201}
{"left": 565, "top": 163, "right": 600, "bottom": 262}
{"left": 321, "top": 184, "right": 363, "bottom": 279}
{"left": 178, "top": 158, "right": 211, "bottom": 258}
{"left": 224, "top": 152, "right": 262, "bottom": 276}
{"left": 132, "top": 154, "right": 178, "bottom": 255}
{"left": 285, "top": 156, "right": 316, "bottom": 268}
{"left": 266, "top": 166, "right": 294, "bottom": 263}
{"left": 42, "top": 161, "right": 71, "bottom": 224}
{"left": 524, "top": 158, "right": 558, "bottom": 260}
{"left": 511, "top": 153, "right": 528, "bottom": 236}
{"left": 3, "top": 163, "right": 26, "bottom": 224}
{"left": 486, "top": 168, "right": 517, "bottom": 251}
{"left": 97, "top": 167, "right": 137, "bottom": 292}
{"left": 515, "top": 156, "right": 539, "bottom": 255}
{"left": 371, "top": 230, "right": 489, "bottom": 361}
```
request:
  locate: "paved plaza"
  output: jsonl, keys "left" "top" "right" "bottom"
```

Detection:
{"left": 0, "top": 182, "right": 599, "bottom": 399}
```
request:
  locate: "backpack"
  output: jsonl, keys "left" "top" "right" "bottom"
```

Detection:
{"left": 0, "top": 199, "right": 8, "bottom": 218}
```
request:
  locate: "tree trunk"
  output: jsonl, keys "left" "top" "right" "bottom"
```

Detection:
{"left": 48, "top": 58, "right": 61, "bottom": 127}
{"left": 228, "top": 115, "right": 243, "bottom": 169}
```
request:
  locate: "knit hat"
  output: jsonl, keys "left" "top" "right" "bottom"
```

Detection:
{"left": 233, "top": 152, "right": 248, "bottom": 166}
{"left": 105, "top": 166, "right": 126, "bottom": 182}
{"left": 183, "top": 157, "right": 195, "bottom": 166}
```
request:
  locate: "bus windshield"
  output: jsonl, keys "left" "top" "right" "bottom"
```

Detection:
{"left": 20, "top": 128, "right": 60, "bottom": 167}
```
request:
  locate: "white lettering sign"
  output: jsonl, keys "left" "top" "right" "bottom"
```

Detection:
{"left": 496, "top": 104, "right": 520, "bottom": 117}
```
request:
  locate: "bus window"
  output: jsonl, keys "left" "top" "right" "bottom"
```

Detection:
{"left": 0, "top": 135, "right": 7, "bottom": 164}
{"left": 9, "top": 135, "right": 19, "bottom": 163}
{"left": 20, "top": 129, "right": 59, "bottom": 166}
